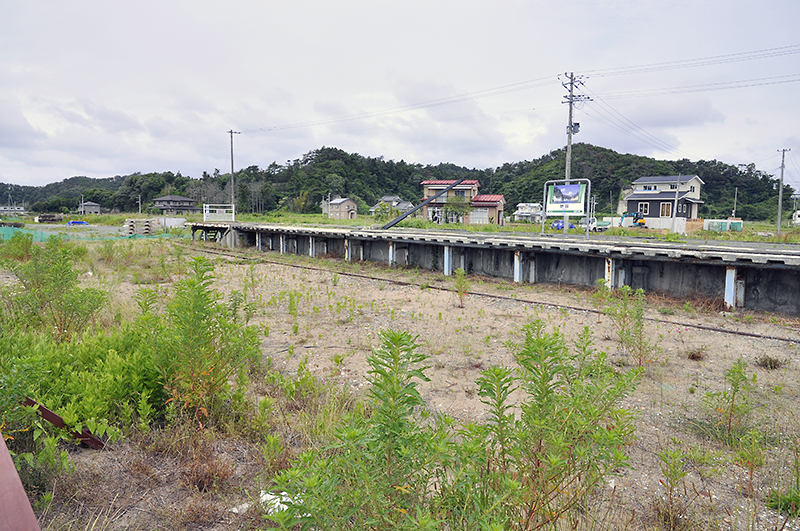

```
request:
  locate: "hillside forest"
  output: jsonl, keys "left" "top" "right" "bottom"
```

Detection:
{"left": 3, "top": 143, "right": 794, "bottom": 221}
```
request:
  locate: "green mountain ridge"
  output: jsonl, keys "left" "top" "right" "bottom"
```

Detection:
{"left": 2, "top": 144, "right": 793, "bottom": 221}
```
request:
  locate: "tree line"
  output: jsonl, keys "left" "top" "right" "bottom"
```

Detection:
{"left": 3, "top": 144, "right": 794, "bottom": 221}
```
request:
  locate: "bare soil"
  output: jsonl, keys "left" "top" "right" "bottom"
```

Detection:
{"left": 44, "top": 251, "right": 800, "bottom": 530}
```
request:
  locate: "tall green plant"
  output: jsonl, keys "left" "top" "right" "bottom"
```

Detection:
{"left": 454, "top": 267, "right": 470, "bottom": 308}
{"left": 271, "top": 330, "right": 447, "bottom": 530}
{"left": 604, "top": 285, "right": 658, "bottom": 365}
{"left": 142, "top": 257, "right": 259, "bottom": 428}
{"left": 0, "top": 236, "right": 105, "bottom": 342}
{"left": 703, "top": 358, "right": 755, "bottom": 440}
{"left": 272, "top": 324, "right": 640, "bottom": 530}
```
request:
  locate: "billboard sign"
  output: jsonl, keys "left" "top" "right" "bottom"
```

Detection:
{"left": 545, "top": 182, "right": 587, "bottom": 216}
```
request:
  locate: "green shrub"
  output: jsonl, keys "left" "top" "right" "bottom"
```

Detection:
{"left": 139, "top": 257, "right": 260, "bottom": 429}
{"left": 0, "top": 236, "right": 106, "bottom": 342}
{"left": 605, "top": 285, "right": 659, "bottom": 365}
{"left": 271, "top": 324, "right": 640, "bottom": 530}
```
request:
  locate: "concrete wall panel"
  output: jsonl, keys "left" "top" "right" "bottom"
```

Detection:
{"left": 536, "top": 254, "right": 605, "bottom": 287}
{"left": 744, "top": 268, "right": 800, "bottom": 315}
{"left": 629, "top": 261, "right": 724, "bottom": 299}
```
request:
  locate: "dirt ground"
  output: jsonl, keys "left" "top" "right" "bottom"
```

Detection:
{"left": 48, "top": 251, "right": 800, "bottom": 530}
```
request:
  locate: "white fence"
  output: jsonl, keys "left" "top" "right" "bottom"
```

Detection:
{"left": 203, "top": 204, "right": 235, "bottom": 222}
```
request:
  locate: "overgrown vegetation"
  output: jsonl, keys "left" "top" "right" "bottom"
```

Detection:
{"left": 2, "top": 236, "right": 799, "bottom": 530}
{"left": 268, "top": 324, "right": 640, "bottom": 530}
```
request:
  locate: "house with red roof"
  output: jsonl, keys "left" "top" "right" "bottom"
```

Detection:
{"left": 420, "top": 180, "right": 505, "bottom": 225}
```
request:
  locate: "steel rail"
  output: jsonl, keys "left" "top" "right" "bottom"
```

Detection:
{"left": 178, "top": 243, "right": 800, "bottom": 345}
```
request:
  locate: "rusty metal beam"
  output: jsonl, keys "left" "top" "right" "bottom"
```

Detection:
{"left": 23, "top": 398, "right": 105, "bottom": 450}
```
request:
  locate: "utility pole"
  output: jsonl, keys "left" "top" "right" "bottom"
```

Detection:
{"left": 672, "top": 176, "right": 681, "bottom": 234}
{"left": 777, "top": 148, "right": 790, "bottom": 234}
{"left": 137, "top": 194, "right": 141, "bottom": 214}
{"left": 561, "top": 73, "right": 590, "bottom": 234}
{"left": 228, "top": 129, "right": 241, "bottom": 218}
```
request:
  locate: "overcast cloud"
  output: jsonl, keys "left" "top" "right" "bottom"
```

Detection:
{"left": 1, "top": 0, "right": 799, "bottom": 189}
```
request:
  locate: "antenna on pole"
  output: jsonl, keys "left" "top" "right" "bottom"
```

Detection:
{"left": 228, "top": 130, "right": 241, "bottom": 219}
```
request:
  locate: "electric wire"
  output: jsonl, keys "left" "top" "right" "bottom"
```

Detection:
{"left": 241, "top": 76, "right": 559, "bottom": 133}
{"left": 592, "top": 73, "right": 800, "bottom": 100}
{"left": 575, "top": 84, "right": 695, "bottom": 159}
{"left": 583, "top": 44, "right": 800, "bottom": 78}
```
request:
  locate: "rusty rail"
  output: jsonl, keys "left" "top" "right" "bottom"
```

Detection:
{"left": 23, "top": 398, "right": 105, "bottom": 450}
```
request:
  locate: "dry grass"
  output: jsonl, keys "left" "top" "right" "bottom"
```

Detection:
{"left": 31, "top": 241, "right": 800, "bottom": 530}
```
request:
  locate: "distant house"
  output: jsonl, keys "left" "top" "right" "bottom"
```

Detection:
{"left": 625, "top": 175, "right": 704, "bottom": 221}
{"left": 513, "top": 203, "right": 543, "bottom": 223}
{"left": 419, "top": 180, "right": 505, "bottom": 225}
{"left": 78, "top": 201, "right": 101, "bottom": 215}
{"left": 0, "top": 205, "right": 25, "bottom": 216}
{"left": 153, "top": 195, "right": 201, "bottom": 215}
{"left": 470, "top": 194, "right": 506, "bottom": 225}
{"left": 369, "top": 195, "right": 414, "bottom": 216}
{"left": 328, "top": 197, "right": 358, "bottom": 220}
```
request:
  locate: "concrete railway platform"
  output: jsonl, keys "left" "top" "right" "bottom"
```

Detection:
{"left": 187, "top": 221, "right": 800, "bottom": 316}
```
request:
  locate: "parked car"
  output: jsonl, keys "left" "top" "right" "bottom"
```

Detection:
{"left": 551, "top": 219, "right": 576, "bottom": 230}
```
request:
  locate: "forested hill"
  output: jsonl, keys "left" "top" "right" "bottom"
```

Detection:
{"left": 3, "top": 144, "right": 792, "bottom": 220}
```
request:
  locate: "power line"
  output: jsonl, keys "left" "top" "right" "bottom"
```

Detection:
{"left": 231, "top": 44, "right": 800, "bottom": 161}
{"left": 575, "top": 84, "right": 694, "bottom": 159}
{"left": 241, "top": 76, "right": 559, "bottom": 133}
{"left": 593, "top": 73, "right": 800, "bottom": 100}
{"left": 583, "top": 44, "right": 800, "bottom": 78}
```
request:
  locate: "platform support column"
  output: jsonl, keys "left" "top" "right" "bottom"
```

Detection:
{"left": 605, "top": 258, "right": 626, "bottom": 289}
{"left": 529, "top": 254, "right": 536, "bottom": 284}
{"left": 309, "top": 236, "right": 315, "bottom": 257}
{"left": 514, "top": 250, "right": 522, "bottom": 283}
{"left": 345, "top": 239, "right": 351, "bottom": 262}
{"left": 444, "top": 245, "right": 452, "bottom": 276}
{"left": 256, "top": 232, "right": 261, "bottom": 252}
{"left": 724, "top": 266, "right": 737, "bottom": 311}
{"left": 280, "top": 234, "right": 286, "bottom": 255}
{"left": 388, "top": 241, "right": 395, "bottom": 266}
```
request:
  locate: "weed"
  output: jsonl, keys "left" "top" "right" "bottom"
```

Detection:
{"left": 1, "top": 236, "right": 106, "bottom": 342}
{"left": 272, "top": 325, "right": 640, "bottom": 530}
{"left": 702, "top": 358, "right": 755, "bottom": 442}
{"left": 331, "top": 272, "right": 339, "bottom": 286}
{"left": 591, "top": 278, "right": 611, "bottom": 322}
{"left": 686, "top": 347, "right": 706, "bottom": 361}
{"left": 142, "top": 258, "right": 260, "bottom": 429}
{"left": 735, "top": 429, "right": 764, "bottom": 497}
{"left": 653, "top": 448, "right": 689, "bottom": 530}
{"left": 659, "top": 306, "right": 676, "bottom": 315}
{"left": 767, "top": 489, "right": 800, "bottom": 517}
{"left": 605, "top": 285, "right": 659, "bottom": 366}
{"left": 755, "top": 354, "right": 787, "bottom": 370}
{"left": 454, "top": 267, "right": 470, "bottom": 308}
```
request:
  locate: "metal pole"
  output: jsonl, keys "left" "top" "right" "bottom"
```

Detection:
{"left": 564, "top": 73, "right": 574, "bottom": 235}
{"left": 228, "top": 130, "right": 241, "bottom": 218}
{"left": 777, "top": 148, "right": 790, "bottom": 234}
{"left": 672, "top": 175, "right": 680, "bottom": 233}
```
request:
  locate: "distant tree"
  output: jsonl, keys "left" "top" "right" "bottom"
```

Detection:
{"left": 292, "top": 191, "right": 310, "bottom": 213}
{"left": 373, "top": 202, "right": 401, "bottom": 223}
{"left": 444, "top": 196, "right": 471, "bottom": 223}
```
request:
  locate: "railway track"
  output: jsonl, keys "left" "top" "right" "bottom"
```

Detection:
{"left": 179, "top": 242, "right": 800, "bottom": 345}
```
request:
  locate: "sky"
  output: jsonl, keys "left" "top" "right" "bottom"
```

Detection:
{"left": 2, "top": 0, "right": 800, "bottom": 191}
